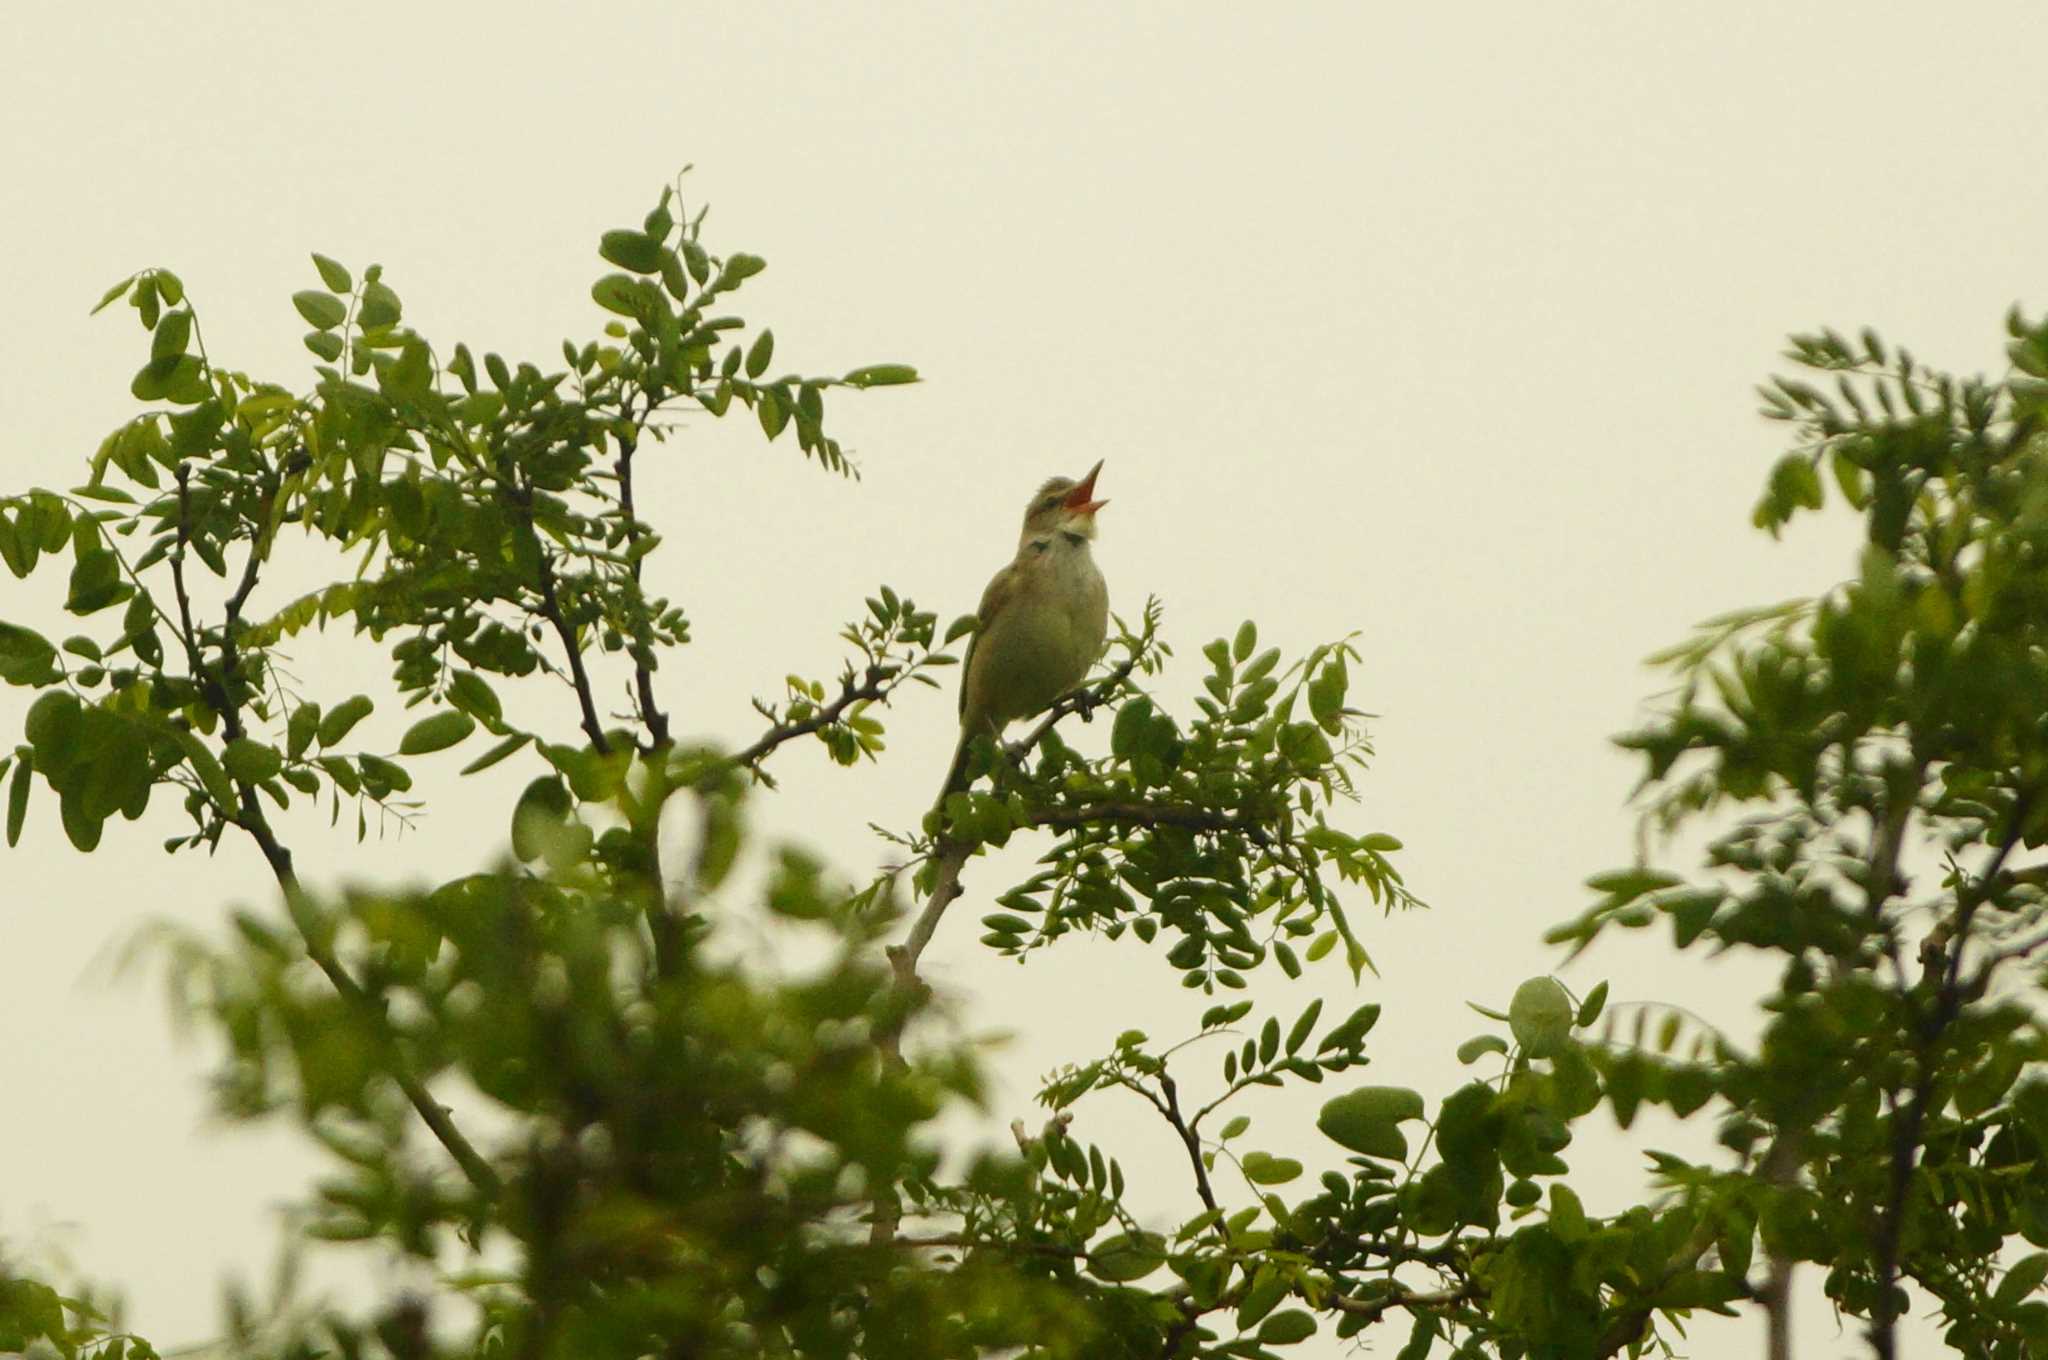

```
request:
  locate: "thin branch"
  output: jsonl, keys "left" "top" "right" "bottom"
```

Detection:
{"left": 164, "top": 467, "right": 502, "bottom": 1203}
{"left": 1868, "top": 790, "right": 2033, "bottom": 1360}
{"left": 1157, "top": 1074, "right": 1222, "bottom": 1220}
{"left": 612, "top": 406, "right": 669, "bottom": 747}
{"left": 532, "top": 549, "right": 610, "bottom": 754}
{"left": 1029, "top": 802, "right": 1271, "bottom": 844}
{"left": 246, "top": 816, "right": 501, "bottom": 1199}
{"left": 1326, "top": 1282, "right": 1473, "bottom": 1324}
{"left": 729, "top": 663, "right": 894, "bottom": 773}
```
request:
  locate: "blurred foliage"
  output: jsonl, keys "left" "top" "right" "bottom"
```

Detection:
{"left": 4, "top": 179, "right": 2046, "bottom": 1359}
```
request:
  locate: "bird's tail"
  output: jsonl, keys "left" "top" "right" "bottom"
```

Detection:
{"left": 933, "top": 722, "right": 991, "bottom": 823}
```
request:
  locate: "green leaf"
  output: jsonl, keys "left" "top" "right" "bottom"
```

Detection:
{"left": 286, "top": 703, "right": 321, "bottom": 759}
{"left": 1233, "top": 620, "right": 1257, "bottom": 662}
{"left": 1240, "top": 1151, "right": 1302, "bottom": 1185}
{"left": 1235, "top": 1265, "right": 1290, "bottom": 1329}
{"left": 222, "top": 738, "right": 282, "bottom": 784}
{"left": 1285, "top": 998, "right": 1323, "bottom": 1056}
{"left": 358, "top": 279, "right": 402, "bottom": 329}
{"left": 1585, "top": 867, "right": 1683, "bottom": 899}
{"left": 1457, "top": 1034, "right": 1510, "bottom": 1064}
{"left": 591, "top": 273, "right": 646, "bottom": 318}
{"left": 130, "top": 355, "right": 207, "bottom": 404}
{"left": 65, "top": 550, "right": 125, "bottom": 615}
{"left": 292, "top": 291, "right": 346, "bottom": 330}
{"left": 60, "top": 791, "right": 104, "bottom": 851}
{"left": 1575, "top": 980, "right": 1609, "bottom": 1027}
{"left": 151, "top": 309, "right": 191, "bottom": 361}
{"left": 356, "top": 753, "right": 412, "bottom": 794}
{"left": 1997, "top": 1252, "right": 2048, "bottom": 1308}
{"left": 0, "top": 622, "right": 58, "bottom": 685}
{"left": 304, "top": 331, "right": 344, "bottom": 362}
{"left": 511, "top": 776, "right": 572, "bottom": 861}
{"left": 745, "top": 329, "right": 775, "bottom": 379}
{"left": 167, "top": 725, "right": 236, "bottom": 812}
{"left": 1317, "top": 1086, "right": 1424, "bottom": 1160}
{"left": 682, "top": 239, "right": 711, "bottom": 284}
{"left": 459, "top": 731, "right": 530, "bottom": 776}
{"left": 842, "top": 363, "right": 918, "bottom": 388}
{"left": 317, "top": 695, "right": 374, "bottom": 747}
{"left": 1085, "top": 1232, "right": 1165, "bottom": 1283}
{"left": 311, "top": 253, "right": 352, "bottom": 292}
{"left": 398, "top": 710, "right": 475, "bottom": 756}
{"left": 447, "top": 669, "right": 502, "bottom": 724}
{"left": 716, "top": 252, "right": 767, "bottom": 287}
{"left": 1258, "top": 1310, "right": 1316, "bottom": 1345}
{"left": 6, "top": 750, "right": 30, "bottom": 845}
{"left": 91, "top": 274, "right": 138, "bottom": 315}
{"left": 1509, "top": 976, "right": 1574, "bottom": 1057}
{"left": 598, "top": 230, "right": 664, "bottom": 274}
{"left": 758, "top": 387, "right": 789, "bottom": 440}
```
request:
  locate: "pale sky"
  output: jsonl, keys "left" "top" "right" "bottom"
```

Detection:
{"left": 5, "top": 5, "right": 2044, "bottom": 1354}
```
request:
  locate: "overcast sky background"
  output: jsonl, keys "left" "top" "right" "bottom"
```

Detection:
{"left": 5, "top": 5, "right": 2045, "bottom": 1354}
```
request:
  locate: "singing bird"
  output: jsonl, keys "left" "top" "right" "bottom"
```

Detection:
{"left": 940, "top": 461, "right": 1111, "bottom": 801}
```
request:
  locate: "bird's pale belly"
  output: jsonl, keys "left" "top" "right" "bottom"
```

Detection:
{"left": 976, "top": 601, "right": 1096, "bottom": 724}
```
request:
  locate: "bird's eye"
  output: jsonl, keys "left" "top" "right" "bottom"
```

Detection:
{"left": 1032, "top": 540, "right": 1050, "bottom": 554}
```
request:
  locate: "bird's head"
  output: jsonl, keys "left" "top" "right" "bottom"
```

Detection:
{"left": 1019, "top": 460, "right": 1107, "bottom": 543}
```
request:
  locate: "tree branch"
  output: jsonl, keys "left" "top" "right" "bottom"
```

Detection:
{"left": 1868, "top": 789, "right": 2032, "bottom": 1360}
{"left": 532, "top": 548, "right": 611, "bottom": 755}
{"left": 1157, "top": 1073, "right": 1223, "bottom": 1220}
{"left": 612, "top": 409, "right": 669, "bottom": 748}
{"left": 166, "top": 468, "right": 502, "bottom": 1203}
{"left": 1029, "top": 802, "right": 1272, "bottom": 844}
{"left": 1326, "top": 1282, "right": 1473, "bottom": 1324}
{"left": 248, "top": 816, "right": 502, "bottom": 1199}
{"left": 729, "top": 663, "right": 895, "bottom": 774}
{"left": 870, "top": 659, "right": 1145, "bottom": 1246}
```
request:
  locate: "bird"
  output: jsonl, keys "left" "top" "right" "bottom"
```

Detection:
{"left": 938, "top": 460, "right": 1111, "bottom": 805}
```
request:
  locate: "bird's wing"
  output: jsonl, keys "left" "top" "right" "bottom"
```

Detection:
{"left": 960, "top": 561, "right": 1020, "bottom": 717}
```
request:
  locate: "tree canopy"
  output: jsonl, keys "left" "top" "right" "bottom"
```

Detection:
{"left": 4, "top": 181, "right": 2048, "bottom": 1359}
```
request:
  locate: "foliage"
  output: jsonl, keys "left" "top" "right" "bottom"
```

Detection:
{"left": 5, "top": 181, "right": 2047, "bottom": 1359}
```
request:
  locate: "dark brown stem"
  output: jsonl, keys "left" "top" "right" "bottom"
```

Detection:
{"left": 1157, "top": 1074, "right": 1222, "bottom": 1219}
{"left": 248, "top": 816, "right": 501, "bottom": 1198}
{"left": 1868, "top": 791, "right": 2032, "bottom": 1359}
{"left": 730, "top": 664, "right": 894, "bottom": 773}
{"left": 166, "top": 467, "right": 501, "bottom": 1203}
{"left": 612, "top": 411, "right": 669, "bottom": 747}
{"left": 533, "top": 550, "right": 610, "bottom": 754}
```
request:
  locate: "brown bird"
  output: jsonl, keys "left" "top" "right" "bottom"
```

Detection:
{"left": 939, "top": 461, "right": 1110, "bottom": 801}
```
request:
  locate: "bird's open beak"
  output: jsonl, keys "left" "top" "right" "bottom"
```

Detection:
{"left": 1063, "top": 460, "right": 1107, "bottom": 516}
